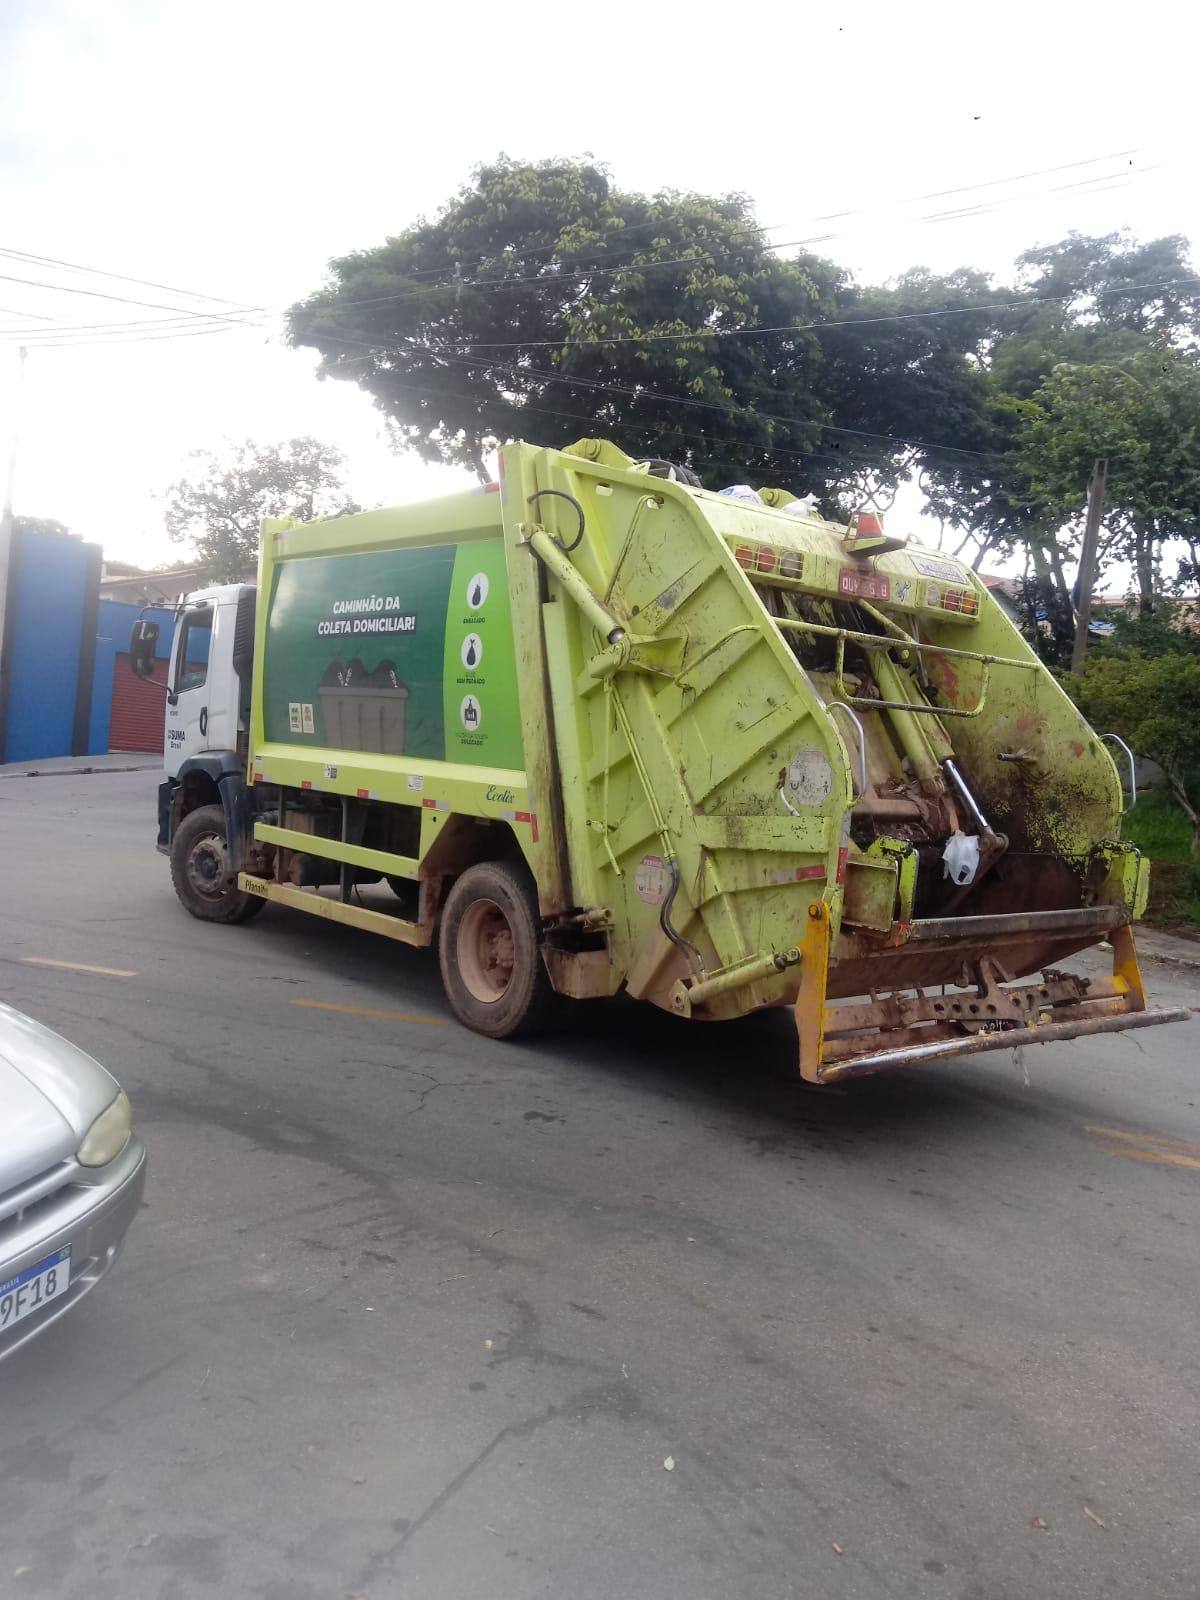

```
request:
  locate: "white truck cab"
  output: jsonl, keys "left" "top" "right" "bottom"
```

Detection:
{"left": 162, "top": 584, "right": 251, "bottom": 777}
{"left": 131, "top": 583, "right": 258, "bottom": 885}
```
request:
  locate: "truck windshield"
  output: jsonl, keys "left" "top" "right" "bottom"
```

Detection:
{"left": 176, "top": 607, "right": 213, "bottom": 693}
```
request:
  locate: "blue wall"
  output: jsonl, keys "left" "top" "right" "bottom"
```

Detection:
{"left": 2, "top": 530, "right": 101, "bottom": 763}
{"left": 88, "top": 599, "right": 175, "bottom": 754}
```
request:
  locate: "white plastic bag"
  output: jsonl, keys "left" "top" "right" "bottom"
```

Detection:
{"left": 783, "top": 493, "right": 820, "bottom": 517}
{"left": 942, "top": 830, "right": 980, "bottom": 886}
{"left": 718, "top": 485, "right": 764, "bottom": 504}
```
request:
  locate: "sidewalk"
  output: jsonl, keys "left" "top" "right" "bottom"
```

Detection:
{"left": 0, "top": 751, "right": 161, "bottom": 780}
{"left": 1132, "top": 923, "right": 1200, "bottom": 974}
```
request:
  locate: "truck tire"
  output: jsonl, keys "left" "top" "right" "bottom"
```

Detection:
{"left": 438, "top": 861, "right": 554, "bottom": 1038}
{"left": 170, "top": 804, "right": 265, "bottom": 925}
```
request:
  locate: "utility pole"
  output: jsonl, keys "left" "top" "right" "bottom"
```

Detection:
{"left": 1070, "top": 456, "right": 1108, "bottom": 674}
{"left": 0, "top": 345, "right": 29, "bottom": 722}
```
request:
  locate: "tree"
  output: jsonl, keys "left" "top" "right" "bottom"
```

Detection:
{"left": 14, "top": 515, "right": 72, "bottom": 538}
{"left": 1074, "top": 623, "right": 1200, "bottom": 855}
{"left": 288, "top": 166, "right": 1200, "bottom": 621}
{"left": 918, "top": 231, "right": 1200, "bottom": 635}
{"left": 286, "top": 157, "right": 997, "bottom": 505}
{"left": 1016, "top": 349, "right": 1200, "bottom": 605}
{"left": 165, "top": 439, "right": 358, "bottom": 580}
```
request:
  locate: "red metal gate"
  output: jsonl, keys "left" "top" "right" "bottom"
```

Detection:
{"left": 108, "top": 653, "right": 167, "bottom": 752}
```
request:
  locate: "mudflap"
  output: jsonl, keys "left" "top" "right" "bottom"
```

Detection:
{"left": 796, "top": 919, "right": 1192, "bottom": 1083}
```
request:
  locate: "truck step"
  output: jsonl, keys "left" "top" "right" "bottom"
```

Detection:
{"left": 238, "top": 875, "right": 429, "bottom": 947}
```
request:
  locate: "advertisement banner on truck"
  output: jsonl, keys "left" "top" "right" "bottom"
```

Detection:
{"left": 262, "top": 540, "right": 523, "bottom": 769}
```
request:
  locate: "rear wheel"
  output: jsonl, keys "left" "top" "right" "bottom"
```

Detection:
{"left": 438, "top": 861, "right": 554, "bottom": 1038}
{"left": 170, "top": 804, "right": 265, "bottom": 924}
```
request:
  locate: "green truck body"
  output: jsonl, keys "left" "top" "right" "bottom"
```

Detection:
{"left": 150, "top": 437, "right": 1189, "bottom": 1078}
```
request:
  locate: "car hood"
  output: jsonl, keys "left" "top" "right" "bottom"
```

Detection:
{"left": 0, "top": 1003, "right": 120, "bottom": 1193}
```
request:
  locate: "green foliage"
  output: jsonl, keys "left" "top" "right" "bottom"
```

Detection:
{"left": 287, "top": 157, "right": 1000, "bottom": 504}
{"left": 1073, "top": 640, "right": 1200, "bottom": 855}
{"left": 1017, "top": 349, "right": 1200, "bottom": 600}
{"left": 13, "top": 515, "right": 72, "bottom": 538}
{"left": 1104, "top": 597, "right": 1200, "bottom": 657}
{"left": 918, "top": 230, "right": 1200, "bottom": 611}
{"left": 1122, "top": 793, "right": 1193, "bottom": 861}
{"left": 165, "top": 439, "right": 358, "bottom": 581}
{"left": 288, "top": 167, "right": 1200, "bottom": 624}
{"left": 1123, "top": 792, "right": 1200, "bottom": 928}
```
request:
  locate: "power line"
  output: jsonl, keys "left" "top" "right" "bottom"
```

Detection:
{"left": 0, "top": 302, "right": 269, "bottom": 340}
{"left": 0, "top": 303, "right": 61, "bottom": 323}
{"left": 444, "top": 147, "right": 1143, "bottom": 273}
{"left": 24, "top": 266, "right": 1200, "bottom": 372}
{"left": 0, "top": 244, "right": 247, "bottom": 307}
{"left": 0, "top": 269, "right": 261, "bottom": 325}
{"left": 275, "top": 164, "right": 1165, "bottom": 327}
{"left": 30, "top": 315, "right": 267, "bottom": 347}
{"left": 361, "top": 368, "right": 891, "bottom": 478}
{"left": 0, "top": 146, "right": 1153, "bottom": 342}
{"left": 414, "top": 272, "right": 1200, "bottom": 352}
{"left": 300, "top": 324, "right": 998, "bottom": 463}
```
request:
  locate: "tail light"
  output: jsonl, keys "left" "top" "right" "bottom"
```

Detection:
{"left": 729, "top": 540, "right": 804, "bottom": 582}
{"left": 927, "top": 582, "right": 979, "bottom": 617}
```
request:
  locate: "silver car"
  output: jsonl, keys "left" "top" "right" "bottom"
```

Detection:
{"left": 1, "top": 1002, "right": 146, "bottom": 1359}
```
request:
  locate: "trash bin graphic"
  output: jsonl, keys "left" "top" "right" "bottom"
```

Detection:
{"left": 318, "top": 659, "right": 409, "bottom": 754}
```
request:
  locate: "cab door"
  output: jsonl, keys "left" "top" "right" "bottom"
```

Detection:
{"left": 164, "top": 602, "right": 214, "bottom": 778}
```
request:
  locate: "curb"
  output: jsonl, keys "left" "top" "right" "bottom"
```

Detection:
{"left": 1142, "top": 948, "right": 1200, "bottom": 975}
{"left": 0, "top": 762, "right": 160, "bottom": 781}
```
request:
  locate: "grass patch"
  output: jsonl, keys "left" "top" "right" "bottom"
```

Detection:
{"left": 1122, "top": 793, "right": 1193, "bottom": 862}
{"left": 1122, "top": 792, "right": 1200, "bottom": 927}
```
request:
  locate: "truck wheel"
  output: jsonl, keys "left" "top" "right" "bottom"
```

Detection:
{"left": 170, "top": 804, "right": 264, "bottom": 925}
{"left": 438, "top": 861, "right": 554, "bottom": 1038}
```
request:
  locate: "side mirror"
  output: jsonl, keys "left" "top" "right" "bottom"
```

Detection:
{"left": 129, "top": 619, "right": 160, "bottom": 678}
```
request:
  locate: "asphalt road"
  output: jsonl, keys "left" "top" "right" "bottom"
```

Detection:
{"left": 1, "top": 768, "right": 1198, "bottom": 1600}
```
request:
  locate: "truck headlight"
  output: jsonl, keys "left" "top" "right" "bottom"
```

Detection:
{"left": 78, "top": 1091, "right": 132, "bottom": 1168}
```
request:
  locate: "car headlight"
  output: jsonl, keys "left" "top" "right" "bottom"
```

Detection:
{"left": 78, "top": 1091, "right": 132, "bottom": 1168}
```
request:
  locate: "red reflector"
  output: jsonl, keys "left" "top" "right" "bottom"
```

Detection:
{"left": 755, "top": 545, "right": 777, "bottom": 574}
{"left": 733, "top": 544, "right": 754, "bottom": 570}
{"left": 854, "top": 511, "right": 884, "bottom": 538}
{"left": 836, "top": 846, "right": 848, "bottom": 885}
{"left": 795, "top": 863, "right": 825, "bottom": 881}
{"left": 483, "top": 481, "right": 499, "bottom": 493}
{"left": 300, "top": 780, "right": 313, "bottom": 790}
{"left": 356, "top": 788, "right": 370, "bottom": 798}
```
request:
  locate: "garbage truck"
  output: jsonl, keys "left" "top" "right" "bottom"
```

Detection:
{"left": 132, "top": 436, "right": 1190, "bottom": 1081}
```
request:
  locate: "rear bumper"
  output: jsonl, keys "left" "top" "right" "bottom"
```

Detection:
{"left": 819, "top": 1004, "right": 1193, "bottom": 1082}
{"left": 0, "top": 1138, "right": 147, "bottom": 1361}
{"left": 796, "top": 911, "right": 1194, "bottom": 1082}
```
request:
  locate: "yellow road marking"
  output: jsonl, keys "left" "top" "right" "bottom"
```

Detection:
{"left": 289, "top": 997, "right": 446, "bottom": 1027}
{"left": 1084, "top": 1124, "right": 1200, "bottom": 1170}
{"left": 20, "top": 957, "right": 137, "bottom": 978}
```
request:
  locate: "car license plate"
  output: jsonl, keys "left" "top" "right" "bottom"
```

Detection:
{"left": 838, "top": 568, "right": 891, "bottom": 601}
{"left": 0, "top": 1247, "right": 71, "bottom": 1331}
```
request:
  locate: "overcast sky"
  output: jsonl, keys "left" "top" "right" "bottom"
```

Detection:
{"left": 1, "top": 0, "right": 1195, "bottom": 575}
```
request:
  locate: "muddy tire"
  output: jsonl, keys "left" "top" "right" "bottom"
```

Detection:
{"left": 438, "top": 861, "right": 554, "bottom": 1038}
{"left": 170, "top": 804, "right": 265, "bottom": 925}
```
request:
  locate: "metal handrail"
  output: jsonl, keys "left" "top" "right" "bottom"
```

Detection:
{"left": 834, "top": 634, "right": 989, "bottom": 719}
{"left": 1101, "top": 733, "right": 1137, "bottom": 809}
{"left": 827, "top": 701, "right": 868, "bottom": 802}
{"left": 772, "top": 614, "right": 1039, "bottom": 673}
